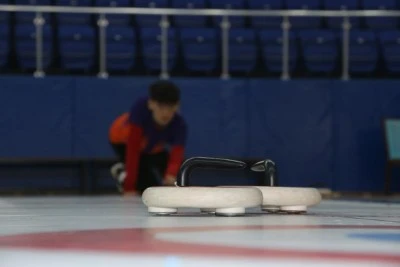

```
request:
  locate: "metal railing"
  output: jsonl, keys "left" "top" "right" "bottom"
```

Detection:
{"left": 1, "top": 4, "right": 399, "bottom": 80}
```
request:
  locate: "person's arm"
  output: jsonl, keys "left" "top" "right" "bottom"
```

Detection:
{"left": 123, "top": 100, "right": 145, "bottom": 193}
{"left": 164, "top": 119, "right": 188, "bottom": 185}
{"left": 124, "top": 123, "right": 143, "bottom": 192}
{"left": 164, "top": 145, "right": 185, "bottom": 184}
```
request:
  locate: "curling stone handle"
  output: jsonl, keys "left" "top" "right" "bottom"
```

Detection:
{"left": 176, "top": 157, "right": 246, "bottom": 187}
{"left": 251, "top": 159, "right": 278, "bottom": 187}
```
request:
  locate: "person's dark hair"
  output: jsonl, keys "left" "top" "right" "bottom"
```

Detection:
{"left": 149, "top": 80, "right": 180, "bottom": 105}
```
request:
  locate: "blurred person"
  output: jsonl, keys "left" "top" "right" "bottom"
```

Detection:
{"left": 108, "top": 80, "right": 188, "bottom": 195}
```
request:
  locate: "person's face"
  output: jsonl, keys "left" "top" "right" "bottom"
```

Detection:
{"left": 148, "top": 100, "right": 179, "bottom": 127}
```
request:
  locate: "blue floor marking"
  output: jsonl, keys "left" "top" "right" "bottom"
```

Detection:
{"left": 348, "top": 233, "right": 400, "bottom": 242}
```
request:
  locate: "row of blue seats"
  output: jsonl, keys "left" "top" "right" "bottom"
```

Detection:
{"left": 1, "top": 25, "right": 399, "bottom": 74}
{"left": 0, "top": 0, "right": 399, "bottom": 29}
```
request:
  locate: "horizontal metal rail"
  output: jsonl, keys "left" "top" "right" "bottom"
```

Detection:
{"left": 0, "top": 5, "right": 400, "bottom": 17}
{"left": 2, "top": 4, "right": 396, "bottom": 80}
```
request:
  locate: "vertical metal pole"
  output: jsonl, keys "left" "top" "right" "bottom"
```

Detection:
{"left": 341, "top": 15, "right": 351, "bottom": 81}
{"left": 281, "top": 16, "right": 290, "bottom": 81}
{"left": 220, "top": 15, "right": 230, "bottom": 80}
{"left": 97, "top": 13, "right": 109, "bottom": 79}
{"left": 160, "top": 15, "right": 169, "bottom": 80}
{"left": 33, "top": 12, "right": 44, "bottom": 78}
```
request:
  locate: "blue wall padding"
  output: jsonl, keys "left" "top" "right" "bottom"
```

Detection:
{"left": 177, "top": 79, "right": 222, "bottom": 157}
{"left": 0, "top": 77, "right": 73, "bottom": 157}
{"left": 331, "top": 82, "right": 400, "bottom": 191}
{"left": 177, "top": 78, "right": 249, "bottom": 157}
{"left": 0, "top": 76, "right": 399, "bottom": 192}
{"left": 248, "top": 80, "right": 334, "bottom": 188}
{"left": 332, "top": 84, "right": 384, "bottom": 191}
{"left": 0, "top": 165, "right": 81, "bottom": 190}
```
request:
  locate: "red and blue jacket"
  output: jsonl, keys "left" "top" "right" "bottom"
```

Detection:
{"left": 109, "top": 97, "right": 187, "bottom": 192}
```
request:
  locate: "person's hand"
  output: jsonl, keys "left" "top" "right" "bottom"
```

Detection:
{"left": 163, "top": 175, "right": 176, "bottom": 186}
{"left": 123, "top": 190, "right": 138, "bottom": 197}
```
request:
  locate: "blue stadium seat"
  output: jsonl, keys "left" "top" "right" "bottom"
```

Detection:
{"left": 259, "top": 30, "right": 298, "bottom": 72}
{"left": 0, "top": 24, "right": 9, "bottom": 68}
{"left": 346, "top": 30, "right": 378, "bottom": 73}
{"left": 362, "top": 0, "right": 399, "bottom": 29}
{"left": 140, "top": 27, "right": 177, "bottom": 72}
{"left": 106, "top": 26, "right": 136, "bottom": 71}
{"left": 15, "top": 24, "right": 53, "bottom": 70}
{"left": 95, "top": 0, "right": 131, "bottom": 25}
{"left": 228, "top": 29, "right": 258, "bottom": 72}
{"left": 210, "top": 0, "right": 246, "bottom": 28}
{"left": 324, "top": 0, "right": 360, "bottom": 29}
{"left": 15, "top": 0, "right": 52, "bottom": 24}
{"left": 0, "top": 0, "right": 10, "bottom": 25}
{"left": 179, "top": 28, "right": 218, "bottom": 72}
{"left": 378, "top": 30, "right": 400, "bottom": 73}
{"left": 55, "top": 0, "right": 92, "bottom": 25}
{"left": 248, "top": 0, "right": 284, "bottom": 29}
{"left": 298, "top": 30, "right": 339, "bottom": 73}
{"left": 172, "top": 0, "right": 207, "bottom": 27}
{"left": 285, "top": 0, "right": 322, "bottom": 29}
{"left": 58, "top": 25, "right": 96, "bottom": 71}
{"left": 135, "top": 0, "right": 168, "bottom": 27}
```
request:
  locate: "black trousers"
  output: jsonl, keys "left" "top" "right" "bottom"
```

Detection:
{"left": 111, "top": 142, "right": 168, "bottom": 193}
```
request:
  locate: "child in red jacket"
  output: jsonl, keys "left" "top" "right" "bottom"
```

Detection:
{"left": 109, "top": 80, "right": 188, "bottom": 195}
